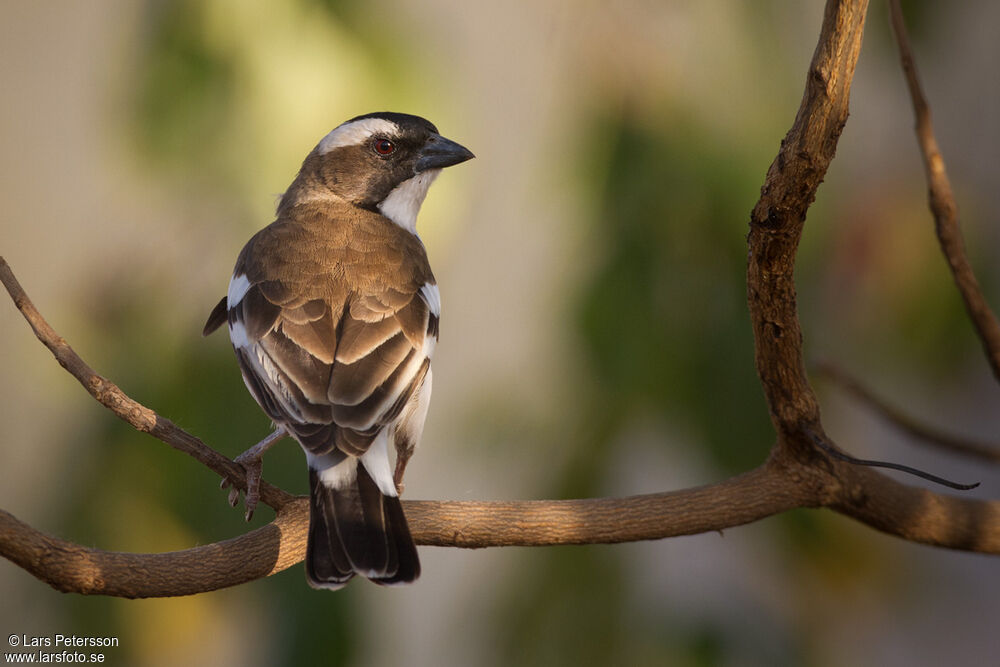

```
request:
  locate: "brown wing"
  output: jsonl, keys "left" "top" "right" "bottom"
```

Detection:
{"left": 226, "top": 206, "right": 437, "bottom": 458}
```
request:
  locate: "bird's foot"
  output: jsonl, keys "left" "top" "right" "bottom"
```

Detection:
{"left": 220, "top": 427, "right": 287, "bottom": 521}
{"left": 393, "top": 448, "right": 413, "bottom": 496}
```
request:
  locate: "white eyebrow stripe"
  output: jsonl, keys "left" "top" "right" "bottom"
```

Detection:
{"left": 317, "top": 118, "right": 400, "bottom": 154}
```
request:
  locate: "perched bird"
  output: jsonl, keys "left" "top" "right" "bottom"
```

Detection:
{"left": 203, "top": 112, "right": 473, "bottom": 589}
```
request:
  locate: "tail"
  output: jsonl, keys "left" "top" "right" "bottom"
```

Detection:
{"left": 306, "top": 461, "right": 420, "bottom": 590}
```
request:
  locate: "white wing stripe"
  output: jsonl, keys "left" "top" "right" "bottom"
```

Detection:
{"left": 229, "top": 319, "right": 250, "bottom": 348}
{"left": 227, "top": 273, "right": 252, "bottom": 308}
{"left": 419, "top": 282, "right": 441, "bottom": 318}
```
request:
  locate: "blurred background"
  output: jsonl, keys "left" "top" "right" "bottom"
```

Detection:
{"left": 2, "top": 1, "right": 999, "bottom": 665}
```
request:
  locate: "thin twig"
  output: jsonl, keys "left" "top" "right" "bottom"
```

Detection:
{"left": 0, "top": 257, "right": 294, "bottom": 512}
{"left": 816, "top": 361, "right": 1000, "bottom": 464}
{"left": 888, "top": 0, "right": 1000, "bottom": 381}
{"left": 808, "top": 429, "right": 979, "bottom": 490}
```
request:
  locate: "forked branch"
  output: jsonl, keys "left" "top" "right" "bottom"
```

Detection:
{"left": 1, "top": 0, "right": 998, "bottom": 599}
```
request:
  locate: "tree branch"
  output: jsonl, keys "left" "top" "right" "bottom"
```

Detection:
{"left": 0, "top": 504, "right": 308, "bottom": 598}
{"left": 831, "top": 463, "right": 1000, "bottom": 552}
{"left": 0, "top": 466, "right": 812, "bottom": 597}
{"left": 888, "top": 0, "right": 1000, "bottom": 381}
{"left": 0, "top": 257, "right": 294, "bottom": 513}
{"left": 1, "top": 0, "right": 998, "bottom": 600}
{"left": 748, "top": 0, "right": 868, "bottom": 445}
{"left": 745, "top": 0, "right": 999, "bottom": 545}
{"left": 816, "top": 361, "right": 1000, "bottom": 464}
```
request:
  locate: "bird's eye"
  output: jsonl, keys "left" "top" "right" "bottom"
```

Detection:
{"left": 373, "top": 138, "right": 396, "bottom": 156}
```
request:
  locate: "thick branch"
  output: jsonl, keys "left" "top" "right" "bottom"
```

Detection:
{"left": 832, "top": 462, "right": 1000, "bottom": 552}
{"left": 745, "top": 0, "right": 1000, "bottom": 546}
{"left": 888, "top": 0, "right": 1000, "bottom": 381}
{"left": 405, "top": 465, "right": 805, "bottom": 547}
{"left": 4, "top": 457, "right": 997, "bottom": 598}
{"left": 0, "top": 504, "right": 308, "bottom": 598}
{"left": 747, "top": 0, "right": 869, "bottom": 442}
{"left": 0, "top": 465, "right": 818, "bottom": 597}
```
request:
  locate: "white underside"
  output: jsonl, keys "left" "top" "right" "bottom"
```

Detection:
{"left": 305, "top": 429, "right": 397, "bottom": 497}
{"left": 360, "top": 430, "right": 396, "bottom": 496}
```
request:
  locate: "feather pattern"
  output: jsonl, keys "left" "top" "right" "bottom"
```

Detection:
{"left": 220, "top": 199, "right": 435, "bottom": 586}
{"left": 232, "top": 210, "right": 434, "bottom": 446}
{"left": 206, "top": 111, "right": 471, "bottom": 589}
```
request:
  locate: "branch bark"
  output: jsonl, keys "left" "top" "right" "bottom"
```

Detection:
{"left": 0, "top": 467, "right": 810, "bottom": 598}
{"left": 748, "top": 0, "right": 867, "bottom": 447}
{"left": 1, "top": 0, "right": 998, "bottom": 599}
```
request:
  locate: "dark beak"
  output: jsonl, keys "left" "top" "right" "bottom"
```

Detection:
{"left": 416, "top": 134, "right": 475, "bottom": 172}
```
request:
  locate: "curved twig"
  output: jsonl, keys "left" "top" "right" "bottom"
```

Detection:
{"left": 0, "top": 257, "right": 294, "bottom": 512}
{"left": 816, "top": 361, "right": 1000, "bottom": 464}
{"left": 888, "top": 0, "right": 1000, "bottom": 381}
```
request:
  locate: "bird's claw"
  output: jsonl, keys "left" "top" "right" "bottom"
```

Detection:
{"left": 236, "top": 451, "right": 263, "bottom": 521}
{"left": 220, "top": 452, "right": 263, "bottom": 521}
{"left": 393, "top": 449, "right": 412, "bottom": 496}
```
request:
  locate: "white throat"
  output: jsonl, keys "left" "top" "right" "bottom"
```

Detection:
{"left": 378, "top": 169, "right": 441, "bottom": 234}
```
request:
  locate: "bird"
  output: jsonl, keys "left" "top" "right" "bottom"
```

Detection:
{"left": 203, "top": 112, "right": 473, "bottom": 589}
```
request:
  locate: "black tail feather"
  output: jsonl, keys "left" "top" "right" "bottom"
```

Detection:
{"left": 306, "top": 470, "right": 354, "bottom": 589}
{"left": 306, "top": 464, "right": 420, "bottom": 589}
{"left": 372, "top": 494, "right": 420, "bottom": 586}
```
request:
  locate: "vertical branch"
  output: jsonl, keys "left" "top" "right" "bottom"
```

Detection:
{"left": 888, "top": 0, "right": 1000, "bottom": 381}
{"left": 747, "top": 0, "right": 870, "bottom": 451}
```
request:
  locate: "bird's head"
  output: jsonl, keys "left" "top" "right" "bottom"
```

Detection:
{"left": 285, "top": 112, "right": 474, "bottom": 232}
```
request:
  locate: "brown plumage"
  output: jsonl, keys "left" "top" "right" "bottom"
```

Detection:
{"left": 205, "top": 112, "right": 472, "bottom": 588}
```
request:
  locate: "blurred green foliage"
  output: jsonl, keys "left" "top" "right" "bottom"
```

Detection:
{"left": 35, "top": 2, "right": 994, "bottom": 666}
{"left": 133, "top": 1, "right": 236, "bottom": 171}
{"left": 575, "top": 109, "right": 772, "bottom": 474}
{"left": 487, "top": 105, "right": 790, "bottom": 666}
